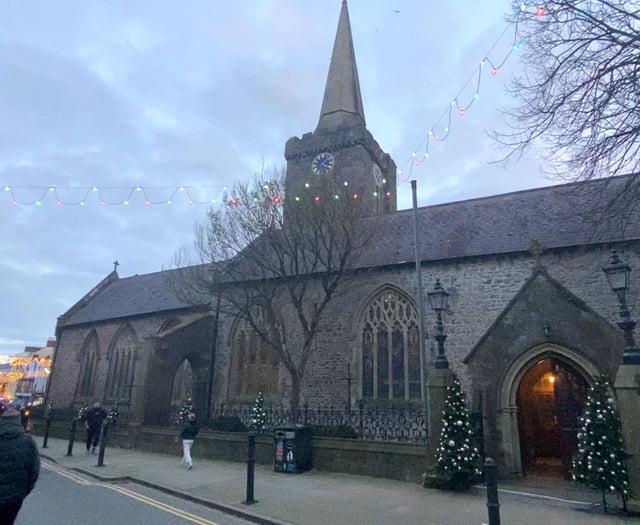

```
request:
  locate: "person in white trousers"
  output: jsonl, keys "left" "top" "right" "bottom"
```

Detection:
{"left": 179, "top": 412, "right": 199, "bottom": 470}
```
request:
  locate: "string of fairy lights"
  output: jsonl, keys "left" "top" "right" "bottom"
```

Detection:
{"left": 0, "top": 183, "right": 394, "bottom": 207}
{"left": 2, "top": 3, "right": 546, "bottom": 208}
{"left": 398, "top": 2, "right": 545, "bottom": 182}
{"left": 1, "top": 185, "right": 228, "bottom": 207}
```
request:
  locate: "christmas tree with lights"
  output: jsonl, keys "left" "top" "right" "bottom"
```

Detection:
{"left": 77, "top": 402, "right": 89, "bottom": 422}
{"left": 434, "top": 375, "right": 482, "bottom": 491}
{"left": 178, "top": 395, "right": 193, "bottom": 423}
{"left": 249, "top": 391, "right": 267, "bottom": 433}
{"left": 572, "top": 377, "right": 629, "bottom": 513}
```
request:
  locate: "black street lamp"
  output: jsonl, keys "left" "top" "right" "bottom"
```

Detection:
{"left": 428, "top": 278, "right": 450, "bottom": 369}
{"left": 602, "top": 249, "right": 640, "bottom": 365}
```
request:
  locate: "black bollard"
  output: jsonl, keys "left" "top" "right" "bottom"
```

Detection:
{"left": 243, "top": 431, "right": 257, "bottom": 505}
{"left": 66, "top": 418, "right": 77, "bottom": 457}
{"left": 97, "top": 422, "right": 108, "bottom": 467}
{"left": 42, "top": 418, "right": 51, "bottom": 448}
{"left": 484, "top": 457, "right": 501, "bottom": 525}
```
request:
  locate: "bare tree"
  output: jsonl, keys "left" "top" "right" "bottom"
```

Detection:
{"left": 176, "top": 169, "right": 374, "bottom": 418}
{"left": 495, "top": 0, "right": 640, "bottom": 218}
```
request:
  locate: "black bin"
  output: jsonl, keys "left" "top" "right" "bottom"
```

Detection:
{"left": 273, "top": 424, "right": 312, "bottom": 473}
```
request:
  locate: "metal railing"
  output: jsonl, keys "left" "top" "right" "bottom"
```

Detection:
{"left": 149, "top": 402, "right": 427, "bottom": 443}
{"left": 30, "top": 402, "right": 486, "bottom": 448}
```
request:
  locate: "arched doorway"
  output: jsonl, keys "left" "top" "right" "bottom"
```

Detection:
{"left": 516, "top": 357, "right": 589, "bottom": 478}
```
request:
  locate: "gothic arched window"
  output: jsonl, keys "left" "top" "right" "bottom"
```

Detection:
{"left": 76, "top": 330, "right": 99, "bottom": 399}
{"left": 361, "top": 289, "right": 421, "bottom": 401}
{"left": 171, "top": 359, "right": 193, "bottom": 407}
{"left": 230, "top": 316, "right": 280, "bottom": 400}
{"left": 105, "top": 324, "right": 137, "bottom": 403}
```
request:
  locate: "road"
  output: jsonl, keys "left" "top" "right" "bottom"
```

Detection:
{"left": 16, "top": 458, "right": 256, "bottom": 525}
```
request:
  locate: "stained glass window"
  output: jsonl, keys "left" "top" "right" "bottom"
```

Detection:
{"left": 361, "top": 289, "right": 422, "bottom": 401}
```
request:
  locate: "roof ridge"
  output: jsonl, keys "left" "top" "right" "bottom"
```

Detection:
{"left": 391, "top": 173, "right": 640, "bottom": 216}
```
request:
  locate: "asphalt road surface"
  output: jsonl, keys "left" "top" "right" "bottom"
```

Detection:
{"left": 16, "top": 458, "right": 256, "bottom": 525}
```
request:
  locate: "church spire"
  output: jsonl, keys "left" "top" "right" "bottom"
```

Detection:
{"left": 315, "top": 0, "right": 366, "bottom": 132}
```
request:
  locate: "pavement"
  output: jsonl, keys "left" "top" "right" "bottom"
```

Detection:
{"left": 34, "top": 435, "right": 639, "bottom": 525}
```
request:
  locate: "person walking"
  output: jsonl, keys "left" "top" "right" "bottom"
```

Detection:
{"left": 0, "top": 401, "right": 40, "bottom": 525}
{"left": 179, "top": 412, "right": 199, "bottom": 470}
{"left": 85, "top": 400, "right": 107, "bottom": 454}
{"left": 19, "top": 406, "right": 32, "bottom": 433}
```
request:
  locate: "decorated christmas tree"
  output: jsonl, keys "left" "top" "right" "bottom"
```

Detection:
{"left": 107, "top": 402, "right": 119, "bottom": 426}
{"left": 43, "top": 402, "right": 53, "bottom": 422}
{"left": 77, "top": 402, "right": 89, "bottom": 422}
{"left": 434, "top": 375, "right": 482, "bottom": 490}
{"left": 572, "top": 376, "right": 629, "bottom": 513}
{"left": 249, "top": 391, "right": 267, "bottom": 433}
{"left": 178, "top": 395, "right": 193, "bottom": 423}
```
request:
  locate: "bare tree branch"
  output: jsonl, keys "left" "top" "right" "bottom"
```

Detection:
{"left": 496, "top": 1, "right": 640, "bottom": 180}
{"left": 493, "top": 0, "right": 640, "bottom": 233}
{"left": 172, "top": 168, "right": 376, "bottom": 415}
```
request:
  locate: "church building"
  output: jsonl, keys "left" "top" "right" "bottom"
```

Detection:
{"left": 46, "top": 1, "right": 640, "bottom": 481}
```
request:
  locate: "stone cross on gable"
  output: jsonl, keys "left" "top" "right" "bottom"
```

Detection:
{"left": 113, "top": 260, "right": 120, "bottom": 272}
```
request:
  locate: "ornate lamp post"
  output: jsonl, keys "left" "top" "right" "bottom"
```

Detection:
{"left": 428, "top": 278, "right": 450, "bottom": 369}
{"left": 602, "top": 250, "right": 640, "bottom": 365}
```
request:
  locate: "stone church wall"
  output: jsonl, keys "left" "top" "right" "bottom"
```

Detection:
{"left": 276, "top": 241, "right": 639, "bottom": 408}
{"left": 49, "top": 241, "right": 640, "bottom": 417}
{"left": 48, "top": 314, "right": 172, "bottom": 409}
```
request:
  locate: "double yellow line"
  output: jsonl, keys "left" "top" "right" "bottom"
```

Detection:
{"left": 42, "top": 460, "right": 222, "bottom": 525}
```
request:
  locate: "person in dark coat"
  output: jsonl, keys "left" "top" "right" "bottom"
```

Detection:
{"left": 19, "top": 406, "right": 32, "bottom": 433}
{"left": 85, "top": 401, "right": 107, "bottom": 453}
{"left": 179, "top": 412, "right": 199, "bottom": 470}
{"left": 0, "top": 401, "right": 40, "bottom": 525}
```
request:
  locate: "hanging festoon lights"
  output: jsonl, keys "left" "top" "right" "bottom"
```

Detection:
{"left": 2, "top": 182, "right": 392, "bottom": 208}
{"left": 397, "top": 2, "right": 547, "bottom": 183}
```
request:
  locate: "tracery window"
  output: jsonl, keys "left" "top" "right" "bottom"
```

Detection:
{"left": 105, "top": 324, "right": 137, "bottom": 403}
{"left": 361, "top": 289, "right": 422, "bottom": 401}
{"left": 230, "top": 316, "right": 280, "bottom": 399}
{"left": 76, "top": 331, "right": 99, "bottom": 398}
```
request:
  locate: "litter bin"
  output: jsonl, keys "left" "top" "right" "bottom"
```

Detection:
{"left": 274, "top": 424, "right": 312, "bottom": 473}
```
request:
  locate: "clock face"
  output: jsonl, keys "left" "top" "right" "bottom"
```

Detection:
{"left": 311, "top": 152, "right": 335, "bottom": 175}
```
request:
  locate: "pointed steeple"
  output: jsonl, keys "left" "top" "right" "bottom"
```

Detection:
{"left": 316, "top": 1, "right": 366, "bottom": 132}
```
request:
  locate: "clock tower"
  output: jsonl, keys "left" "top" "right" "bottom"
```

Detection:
{"left": 284, "top": 0, "right": 397, "bottom": 216}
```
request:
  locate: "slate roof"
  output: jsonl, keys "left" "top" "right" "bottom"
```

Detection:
{"left": 358, "top": 174, "right": 640, "bottom": 268}
{"left": 59, "top": 267, "right": 198, "bottom": 327}
{"left": 59, "top": 175, "right": 640, "bottom": 327}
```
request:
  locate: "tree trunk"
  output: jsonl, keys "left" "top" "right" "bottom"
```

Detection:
{"left": 289, "top": 370, "right": 301, "bottom": 423}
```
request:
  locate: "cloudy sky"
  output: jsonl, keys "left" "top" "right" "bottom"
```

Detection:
{"left": 0, "top": 0, "right": 552, "bottom": 360}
